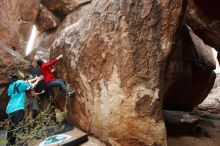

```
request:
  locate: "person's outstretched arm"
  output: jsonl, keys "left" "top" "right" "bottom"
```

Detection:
{"left": 42, "top": 55, "right": 63, "bottom": 69}
{"left": 31, "top": 77, "right": 41, "bottom": 88}
{"left": 28, "top": 76, "right": 39, "bottom": 83}
{"left": 18, "top": 77, "right": 41, "bottom": 92}
{"left": 26, "top": 76, "right": 42, "bottom": 89}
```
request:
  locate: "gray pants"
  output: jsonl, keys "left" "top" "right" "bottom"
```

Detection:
{"left": 47, "top": 79, "right": 68, "bottom": 93}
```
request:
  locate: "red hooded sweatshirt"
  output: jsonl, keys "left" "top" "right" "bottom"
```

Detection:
{"left": 40, "top": 59, "right": 58, "bottom": 83}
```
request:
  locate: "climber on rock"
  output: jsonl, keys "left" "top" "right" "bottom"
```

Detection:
{"left": 36, "top": 55, "right": 75, "bottom": 97}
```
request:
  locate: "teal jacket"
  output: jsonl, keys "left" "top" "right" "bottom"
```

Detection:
{"left": 6, "top": 80, "right": 33, "bottom": 114}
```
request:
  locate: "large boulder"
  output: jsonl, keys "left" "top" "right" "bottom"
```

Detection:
{"left": 0, "top": 0, "right": 40, "bottom": 53}
{"left": 35, "top": 5, "right": 61, "bottom": 31}
{"left": 32, "top": 1, "right": 91, "bottom": 53}
{"left": 186, "top": 0, "right": 220, "bottom": 49}
{"left": 41, "top": 0, "right": 92, "bottom": 18}
{"left": 162, "top": 25, "right": 216, "bottom": 111}
{"left": 198, "top": 73, "right": 220, "bottom": 113}
{"left": 34, "top": 0, "right": 185, "bottom": 145}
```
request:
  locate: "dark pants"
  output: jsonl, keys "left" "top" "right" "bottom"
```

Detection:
{"left": 35, "top": 80, "right": 49, "bottom": 93}
{"left": 47, "top": 79, "right": 68, "bottom": 93}
{"left": 7, "top": 109, "right": 25, "bottom": 145}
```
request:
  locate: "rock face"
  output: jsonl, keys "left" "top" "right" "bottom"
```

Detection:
{"left": 0, "top": 0, "right": 40, "bottom": 53}
{"left": 1, "top": 0, "right": 219, "bottom": 145}
{"left": 33, "top": 0, "right": 91, "bottom": 50}
{"left": 41, "top": 0, "right": 92, "bottom": 18}
{"left": 34, "top": 0, "right": 185, "bottom": 145}
{"left": 35, "top": 5, "right": 60, "bottom": 31}
{"left": 162, "top": 25, "right": 216, "bottom": 111}
{"left": 199, "top": 73, "right": 220, "bottom": 113}
{"left": 186, "top": 0, "right": 220, "bottom": 49}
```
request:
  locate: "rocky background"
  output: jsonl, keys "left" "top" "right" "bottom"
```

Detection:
{"left": 198, "top": 73, "right": 220, "bottom": 113}
{"left": 0, "top": 0, "right": 40, "bottom": 53}
{"left": 1, "top": 0, "right": 220, "bottom": 146}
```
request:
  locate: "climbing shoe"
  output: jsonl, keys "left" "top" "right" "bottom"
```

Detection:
{"left": 67, "top": 91, "right": 76, "bottom": 97}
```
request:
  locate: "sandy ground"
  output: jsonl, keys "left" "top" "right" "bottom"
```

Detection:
{"left": 168, "top": 113, "right": 220, "bottom": 146}
{"left": 1, "top": 110, "right": 220, "bottom": 146}
{"left": 80, "top": 137, "right": 106, "bottom": 146}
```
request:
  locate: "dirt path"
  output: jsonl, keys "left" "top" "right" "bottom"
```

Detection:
{"left": 168, "top": 113, "right": 220, "bottom": 146}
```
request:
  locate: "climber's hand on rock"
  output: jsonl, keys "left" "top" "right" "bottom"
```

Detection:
{"left": 56, "top": 55, "right": 63, "bottom": 60}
